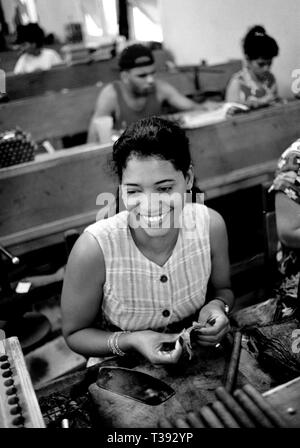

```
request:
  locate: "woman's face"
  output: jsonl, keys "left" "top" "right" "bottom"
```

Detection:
{"left": 121, "top": 156, "right": 193, "bottom": 238}
{"left": 248, "top": 58, "right": 273, "bottom": 81}
{"left": 21, "top": 41, "right": 41, "bottom": 56}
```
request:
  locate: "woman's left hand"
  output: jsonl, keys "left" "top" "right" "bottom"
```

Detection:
{"left": 194, "top": 301, "right": 230, "bottom": 347}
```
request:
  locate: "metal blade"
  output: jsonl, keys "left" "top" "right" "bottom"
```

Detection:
{"left": 96, "top": 366, "right": 175, "bottom": 406}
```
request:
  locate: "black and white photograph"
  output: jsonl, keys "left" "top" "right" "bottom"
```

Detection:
{"left": 0, "top": 0, "right": 299, "bottom": 435}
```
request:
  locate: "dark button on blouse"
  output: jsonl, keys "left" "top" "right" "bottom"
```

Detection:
{"left": 162, "top": 309, "right": 170, "bottom": 317}
{"left": 160, "top": 275, "right": 168, "bottom": 283}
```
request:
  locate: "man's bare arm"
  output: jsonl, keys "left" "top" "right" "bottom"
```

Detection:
{"left": 157, "top": 80, "right": 200, "bottom": 112}
{"left": 87, "top": 84, "right": 117, "bottom": 143}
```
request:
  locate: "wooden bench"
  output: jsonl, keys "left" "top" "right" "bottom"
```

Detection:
{"left": 3, "top": 56, "right": 240, "bottom": 103}
{"left": 186, "top": 101, "right": 300, "bottom": 197}
{"left": 5, "top": 58, "right": 119, "bottom": 101}
{"left": 1, "top": 81, "right": 299, "bottom": 152}
{"left": 0, "top": 143, "right": 117, "bottom": 255}
{"left": 0, "top": 70, "right": 200, "bottom": 147}
{"left": 0, "top": 85, "right": 102, "bottom": 145}
{"left": 197, "top": 59, "right": 242, "bottom": 98}
{"left": 2, "top": 101, "right": 300, "bottom": 256}
{"left": 4, "top": 50, "right": 184, "bottom": 101}
{"left": 157, "top": 70, "right": 198, "bottom": 98}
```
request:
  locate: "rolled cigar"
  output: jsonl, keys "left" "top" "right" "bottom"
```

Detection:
{"left": 199, "top": 405, "right": 225, "bottom": 428}
{"left": 242, "top": 384, "right": 288, "bottom": 428}
{"left": 158, "top": 416, "right": 174, "bottom": 428}
{"left": 215, "top": 386, "right": 256, "bottom": 428}
{"left": 174, "top": 417, "right": 191, "bottom": 428}
{"left": 186, "top": 411, "right": 206, "bottom": 428}
{"left": 211, "top": 400, "right": 241, "bottom": 428}
{"left": 224, "top": 330, "right": 242, "bottom": 393}
{"left": 233, "top": 389, "right": 275, "bottom": 428}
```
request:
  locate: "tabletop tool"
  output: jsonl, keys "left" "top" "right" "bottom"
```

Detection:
{"left": 96, "top": 366, "right": 175, "bottom": 405}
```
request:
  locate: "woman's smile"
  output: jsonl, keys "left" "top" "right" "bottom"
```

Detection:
{"left": 139, "top": 210, "right": 171, "bottom": 227}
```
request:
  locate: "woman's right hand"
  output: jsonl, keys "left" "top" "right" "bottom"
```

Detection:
{"left": 130, "top": 330, "right": 182, "bottom": 366}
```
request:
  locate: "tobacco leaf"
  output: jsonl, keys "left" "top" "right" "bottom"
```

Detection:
{"left": 177, "top": 321, "right": 205, "bottom": 360}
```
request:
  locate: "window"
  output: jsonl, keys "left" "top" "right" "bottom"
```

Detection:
{"left": 84, "top": 0, "right": 118, "bottom": 39}
{"left": 129, "top": 0, "right": 163, "bottom": 42}
{"left": 19, "top": 0, "right": 38, "bottom": 24}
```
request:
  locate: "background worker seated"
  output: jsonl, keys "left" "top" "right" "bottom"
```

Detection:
{"left": 13, "top": 23, "right": 63, "bottom": 74}
{"left": 225, "top": 25, "right": 280, "bottom": 109}
{"left": 87, "top": 43, "right": 201, "bottom": 143}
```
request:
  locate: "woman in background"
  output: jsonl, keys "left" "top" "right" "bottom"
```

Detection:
{"left": 14, "top": 23, "right": 62, "bottom": 74}
{"left": 226, "top": 25, "right": 280, "bottom": 109}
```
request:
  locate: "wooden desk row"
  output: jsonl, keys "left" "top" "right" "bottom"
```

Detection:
{"left": 0, "top": 72, "right": 198, "bottom": 147}
{"left": 4, "top": 58, "right": 119, "bottom": 101}
{"left": 0, "top": 143, "right": 115, "bottom": 254}
{"left": 35, "top": 343, "right": 300, "bottom": 428}
{"left": 2, "top": 48, "right": 176, "bottom": 101}
{"left": 1, "top": 101, "right": 300, "bottom": 257}
{"left": 0, "top": 84, "right": 101, "bottom": 144}
{"left": 188, "top": 101, "right": 300, "bottom": 195}
{"left": 0, "top": 59, "right": 242, "bottom": 150}
{"left": 3, "top": 57, "right": 241, "bottom": 102}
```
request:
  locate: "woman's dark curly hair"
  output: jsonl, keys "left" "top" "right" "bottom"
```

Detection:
{"left": 112, "top": 116, "right": 192, "bottom": 181}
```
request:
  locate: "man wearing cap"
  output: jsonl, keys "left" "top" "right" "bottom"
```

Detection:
{"left": 87, "top": 43, "right": 200, "bottom": 143}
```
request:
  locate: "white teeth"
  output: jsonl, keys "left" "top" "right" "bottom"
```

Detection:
{"left": 141, "top": 213, "right": 167, "bottom": 224}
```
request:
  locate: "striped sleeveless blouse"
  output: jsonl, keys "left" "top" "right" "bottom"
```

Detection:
{"left": 84, "top": 203, "right": 211, "bottom": 332}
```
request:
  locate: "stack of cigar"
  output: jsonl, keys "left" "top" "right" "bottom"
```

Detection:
{"left": 158, "top": 384, "right": 288, "bottom": 428}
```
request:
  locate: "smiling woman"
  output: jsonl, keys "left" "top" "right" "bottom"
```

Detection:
{"left": 120, "top": 156, "right": 192, "bottom": 236}
{"left": 13, "top": 23, "right": 62, "bottom": 74}
{"left": 61, "top": 117, "right": 234, "bottom": 367}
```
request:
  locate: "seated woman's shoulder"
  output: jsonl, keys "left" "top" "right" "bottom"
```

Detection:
{"left": 228, "top": 69, "right": 244, "bottom": 83}
{"left": 70, "top": 231, "right": 100, "bottom": 260}
{"left": 207, "top": 207, "right": 226, "bottom": 229}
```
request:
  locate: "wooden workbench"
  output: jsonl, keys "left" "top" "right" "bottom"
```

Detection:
{"left": 35, "top": 335, "right": 300, "bottom": 428}
{"left": 2, "top": 101, "right": 300, "bottom": 255}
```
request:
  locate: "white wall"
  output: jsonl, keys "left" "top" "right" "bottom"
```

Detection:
{"left": 160, "top": 0, "right": 300, "bottom": 99}
{"left": 35, "top": 0, "right": 84, "bottom": 42}
{"left": 2, "top": 0, "right": 18, "bottom": 34}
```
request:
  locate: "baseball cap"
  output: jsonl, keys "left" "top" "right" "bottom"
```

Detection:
{"left": 118, "top": 44, "right": 154, "bottom": 71}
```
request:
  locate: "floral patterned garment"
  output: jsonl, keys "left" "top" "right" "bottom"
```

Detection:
{"left": 269, "top": 139, "right": 300, "bottom": 305}
{"left": 226, "top": 63, "right": 279, "bottom": 107}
